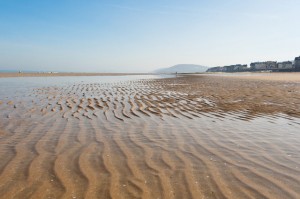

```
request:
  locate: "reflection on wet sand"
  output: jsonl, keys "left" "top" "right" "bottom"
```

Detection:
{"left": 0, "top": 75, "right": 299, "bottom": 199}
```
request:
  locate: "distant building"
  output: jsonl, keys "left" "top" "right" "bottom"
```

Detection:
{"left": 233, "top": 64, "right": 248, "bottom": 71}
{"left": 207, "top": 66, "right": 223, "bottom": 72}
{"left": 250, "top": 62, "right": 266, "bottom": 70}
{"left": 266, "top": 61, "right": 277, "bottom": 69}
{"left": 277, "top": 61, "right": 293, "bottom": 69}
{"left": 250, "top": 61, "right": 277, "bottom": 70}
{"left": 295, "top": 56, "right": 300, "bottom": 70}
{"left": 207, "top": 64, "right": 247, "bottom": 72}
{"left": 224, "top": 64, "right": 248, "bottom": 72}
{"left": 223, "top": 65, "right": 235, "bottom": 72}
{"left": 208, "top": 56, "right": 300, "bottom": 72}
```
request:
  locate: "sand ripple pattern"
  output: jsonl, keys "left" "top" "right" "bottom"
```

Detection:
{"left": 30, "top": 81, "right": 216, "bottom": 121}
{"left": 0, "top": 77, "right": 299, "bottom": 199}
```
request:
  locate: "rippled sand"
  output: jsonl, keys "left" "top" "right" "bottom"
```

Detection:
{"left": 0, "top": 75, "right": 299, "bottom": 199}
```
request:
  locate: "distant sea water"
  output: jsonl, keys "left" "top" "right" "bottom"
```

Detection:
{"left": 0, "top": 70, "right": 18, "bottom": 73}
{"left": 0, "top": 70, "right": 43, "bottom": 73}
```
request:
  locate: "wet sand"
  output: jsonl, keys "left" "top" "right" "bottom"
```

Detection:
{"left": 0, "top": 74, "right": 299, "bottom": 199}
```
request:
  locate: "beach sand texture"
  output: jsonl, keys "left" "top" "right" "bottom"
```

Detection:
{"left": 0, "top": 74, "right": 299, "bottom": 199}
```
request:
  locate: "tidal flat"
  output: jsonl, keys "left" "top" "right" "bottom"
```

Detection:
{"left": 0, "top": 74, "right": 299, "bottom": 199}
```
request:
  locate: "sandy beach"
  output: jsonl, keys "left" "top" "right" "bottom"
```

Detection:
{"left": 0, "top": 73, "right": 299, "bottom": 199}
{"left": 203, "top": 72, "right": 300, "bottom": 82}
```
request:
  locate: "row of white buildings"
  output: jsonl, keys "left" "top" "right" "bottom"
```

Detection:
{"left": 207, "top": 56, "right": 300, "bottom": 72}
{"left": 250, "top": 61, "right": 293, "bottom": 70}
{"left": 207, "top": 64, "right": 248, "bottom": 72}
{"left": 250, "top": 56, "right": 300, "bottom": 70}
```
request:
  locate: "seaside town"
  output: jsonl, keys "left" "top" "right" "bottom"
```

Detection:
{"left": 207, "top": 55, "right": 300, "bottom": 72}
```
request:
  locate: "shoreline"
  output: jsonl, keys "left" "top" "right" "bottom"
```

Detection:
{"left": 0, "top": 72, "right": 153, "bottom": 78}
{"left": 186, "top": 72, "right": 300, "bottom": 82}
{"left": 1, "top": 71, "right": 299, "bottom": 82}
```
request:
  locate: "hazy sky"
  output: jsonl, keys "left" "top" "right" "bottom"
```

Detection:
{"left": 0, "top": 0, "right": 299, "bottom": 72}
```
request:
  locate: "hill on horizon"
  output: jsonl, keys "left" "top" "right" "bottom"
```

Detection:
{"left": 154, "top": 64, "right": 209, "bottom": 74}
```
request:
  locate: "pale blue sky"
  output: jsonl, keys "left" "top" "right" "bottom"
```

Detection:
{"left": 0, "top": 0, "right": 299, "bottom": 72}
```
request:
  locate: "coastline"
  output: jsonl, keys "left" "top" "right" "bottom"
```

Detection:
{"left": 187, "top": 72, "right": 300, "bottom": 82}
{"left": 1, "top": 71, "right": 299, "bottom": 82}
{"left": 0, "top": 72, "right": 152, "bottom": 78}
